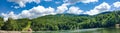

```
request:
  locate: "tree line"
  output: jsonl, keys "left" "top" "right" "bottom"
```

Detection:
{"left": 0, "top": 10, "right": 120, "bottom": 31}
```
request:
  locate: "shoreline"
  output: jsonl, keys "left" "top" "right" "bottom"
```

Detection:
{"left": 0, "top": 30, "right": 33, "bottom": 33}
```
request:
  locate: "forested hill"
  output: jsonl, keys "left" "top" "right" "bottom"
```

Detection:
{"left": 0, "top": 10, "right": 120, "bottom": 31}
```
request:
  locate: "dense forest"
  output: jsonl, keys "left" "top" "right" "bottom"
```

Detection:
{"left": 0, "top": 10, "right": 120, "bottom": 31}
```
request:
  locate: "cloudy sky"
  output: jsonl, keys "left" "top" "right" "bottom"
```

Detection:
{"left": 0, "top": 0, "right": 120, "bottom": 20}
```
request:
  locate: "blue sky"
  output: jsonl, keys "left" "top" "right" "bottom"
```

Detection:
{"left": 0, "top": 0, "right": 120, "bottom": 20}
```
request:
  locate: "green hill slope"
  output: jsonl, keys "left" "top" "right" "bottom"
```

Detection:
{"left": 0, "top": 10, "right": 120, "bottom": 31}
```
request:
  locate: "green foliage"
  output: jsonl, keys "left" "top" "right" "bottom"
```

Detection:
{"left": 0, "top": 17, "right": 4, "bottom": 29}
{"left": 22, "top": 21, "right": 31, "bottom": 31}
{"left": 16, "top": 18, "right": 31, "bottom": 31}
{"left": 0, "top": 10, "right": 120, "bottom": 31}
{"left": 2, "top": 18, "right": 19, "bottom": 31}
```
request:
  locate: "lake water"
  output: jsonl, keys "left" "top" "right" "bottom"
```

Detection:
{"left": 32, "top": 28, "right": 120, "bottom": 33}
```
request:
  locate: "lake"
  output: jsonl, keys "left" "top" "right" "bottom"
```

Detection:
{"left": 32, "top": 28, "right": 120, "bottom": 33}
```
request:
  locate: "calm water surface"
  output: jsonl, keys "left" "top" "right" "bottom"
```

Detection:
{"left": 32, "top": 28, "right": 120, "bottom": 33}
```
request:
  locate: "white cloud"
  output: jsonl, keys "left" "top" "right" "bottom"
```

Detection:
{"left": 11, "top": 6, "right": 20, "bottom": 9}
{"left": 84, "top": 2, "right": 111, "bottom": 15}
{"left": 113, "top": 1, "right": 120, "bottom": 8}
{"left": 1, "top": 6, "right": 56, "bottom": 21}
{"left": 84, "top": 10, "right": 99, "bottom": 15}
{"left": 44, "top": 0, "right": 52, "bottom": 1}
{"left": 64, "top": 0, "right": 98, "bottom": 4}
{"left": 7, "top": 0, "right": 40, "bottom": 8}
{"left": 1, "top": 11, "right": 18, "bottom": 21}
{"left": 19, "top": 10, "right": 32, "bottom": 18}
{"left": 94, "top": 2, "right": 111, "bottom": 11}
{"left": 55, "top": 1, "right": 61, "bottom": 4}
{"left": 67, "top": 6, "right": 83, "bottom": 14}
{"left": 19, "top": 6, "right": 56, "bottom": 19}
{"left": 56, "top": 3, "right": 69, "bottom": 14}
{"left": 82, "top": 0, "right": 98, "bottom": 3}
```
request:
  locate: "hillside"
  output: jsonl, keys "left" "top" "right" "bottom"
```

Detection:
{"left": 0, "top": 10, "right": 120, "bottom": 31}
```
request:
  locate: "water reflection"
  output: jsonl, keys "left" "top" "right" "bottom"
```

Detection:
{"left": 31, "top": 28, "right": 120, "bottom": 33}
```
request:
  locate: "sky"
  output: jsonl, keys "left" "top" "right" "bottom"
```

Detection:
{"left": 0, "top": 0, "right": 120, "bottom": 20}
